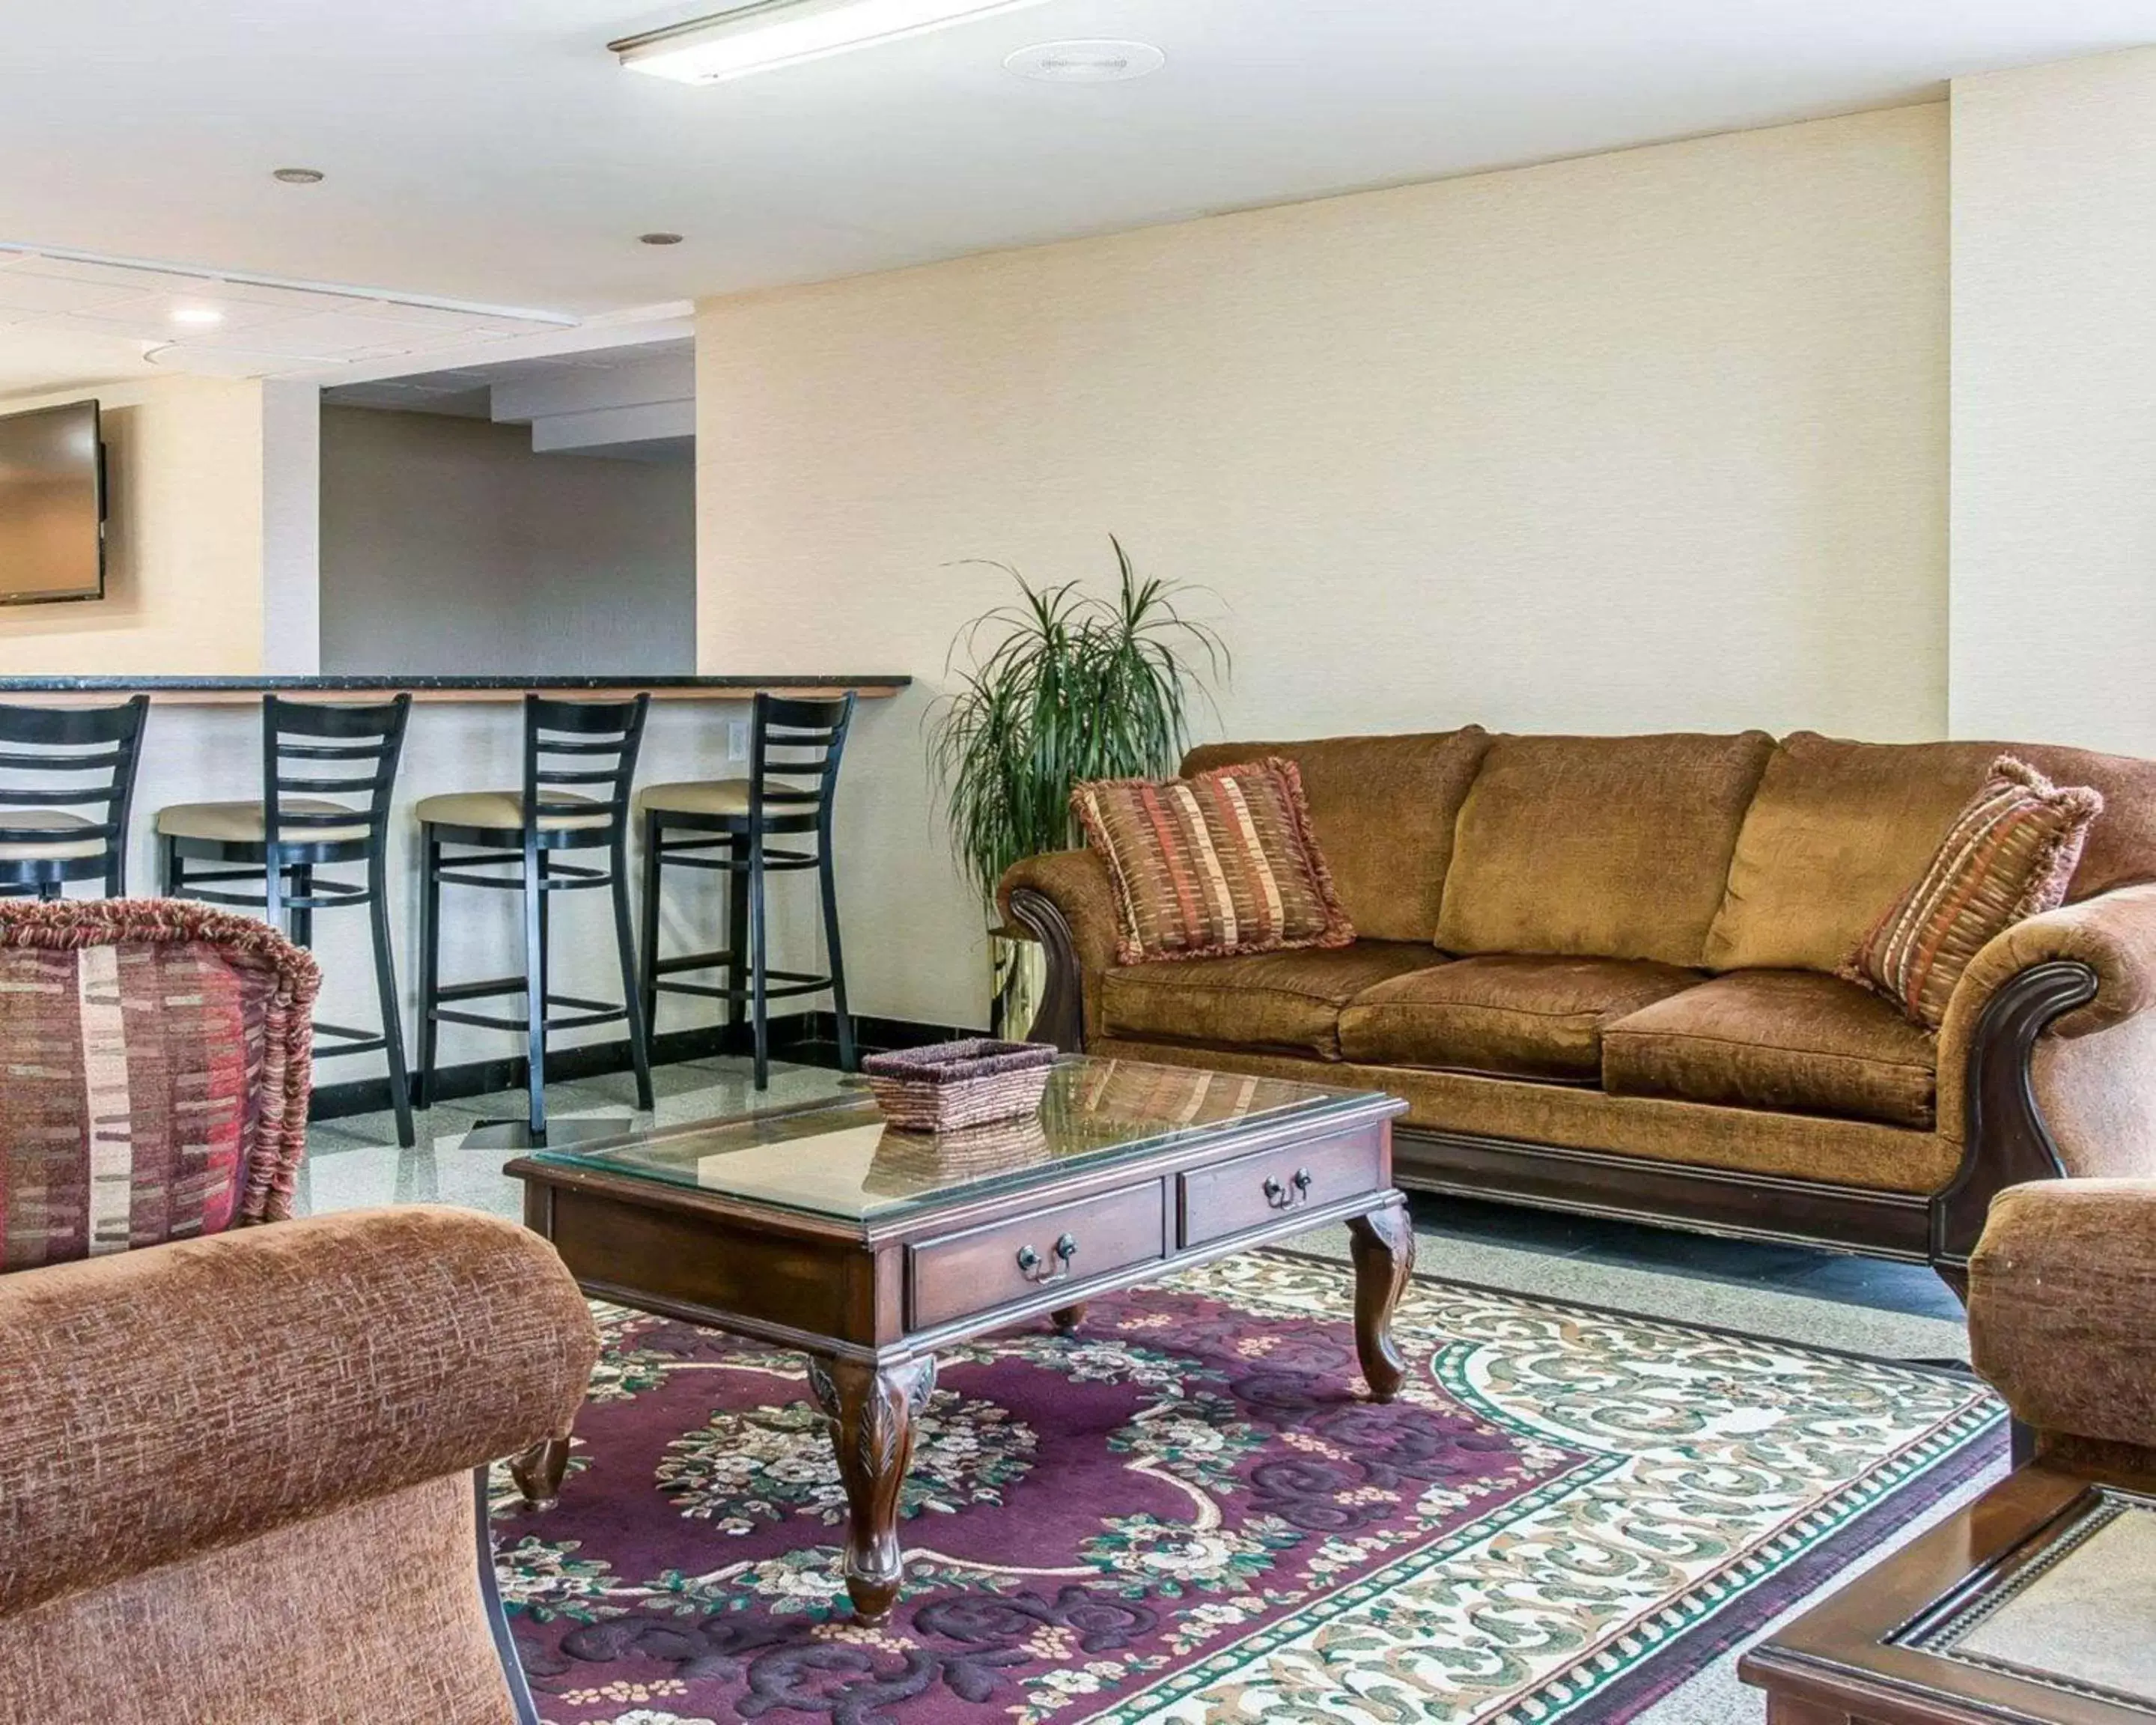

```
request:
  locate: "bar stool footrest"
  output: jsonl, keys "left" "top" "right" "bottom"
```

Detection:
{"left": 312, "top": 1021, "right": 390, "bottom": 1059}
{"left": 434, "top": 975, "right": 531, "bottom": 1003}
{"left": 431, "top": 1005, "right": 631, "bottom": 1035}
{"left": 654, "top": 970, "right": 834, "bottom": 1003}
{"left": 653, "top": 949, "right": 741, "bottom": 976}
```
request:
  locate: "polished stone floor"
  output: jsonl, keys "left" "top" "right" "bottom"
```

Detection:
{"left": 298, "top": 1055, "right": 1991, "bottom": 1725}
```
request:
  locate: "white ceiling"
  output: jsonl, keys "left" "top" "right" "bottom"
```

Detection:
{"left": 5, "top": 0, "right": 2156, "bottom": 395}
{"left": 0, "top": 246, "right": 576, "bottom": 397}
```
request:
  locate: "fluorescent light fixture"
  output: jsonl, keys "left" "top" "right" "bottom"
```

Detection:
{"left": 169, "top": 306, "right": 225, "bottom": 326}
{"left": 613, "top": 0, "right": 1050, "bottom": 85}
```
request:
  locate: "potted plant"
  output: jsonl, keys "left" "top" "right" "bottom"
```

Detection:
{"left": 929, "top": 539, "right": 1228, "bottom": 1036}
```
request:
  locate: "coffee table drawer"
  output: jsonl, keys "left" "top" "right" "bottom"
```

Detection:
{"left": 908, "top": 1184, "right": 1166, "bottom": 1331}
{"left": 1178, "top": 1129, "right": 1383, "bottom": 1247}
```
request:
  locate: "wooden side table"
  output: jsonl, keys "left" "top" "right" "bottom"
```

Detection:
{"left": 1741, "top": 1461, "right": 2156, "bottom": 1724}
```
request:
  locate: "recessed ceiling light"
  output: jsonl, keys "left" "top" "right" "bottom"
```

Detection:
{"left": 272, "top": 167, "right": 325, "bottom": 184}
{"left": 639, "top": 232, "right": 686, "bottom": 246}
{"left": 1005, "top": 40, "right": 1164, "bottom": 83}
{"left": 614, "top": 0, "right": 1050, "bottom": 85}
{"left": 170, "top": 306, "right": 225, "bottom": 326}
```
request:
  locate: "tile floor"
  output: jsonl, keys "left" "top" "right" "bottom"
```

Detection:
{"left": 298, "top": 1055, "right": 1997, "bottom": 1725}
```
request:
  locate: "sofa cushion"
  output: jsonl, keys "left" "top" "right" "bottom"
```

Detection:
{"left": 1847, "top": 756, "right": 2104, "bottom": 1029}
{"left": 1074, "top": 758, "right": 1353, "bottom": 966}
{"left": 1706, "top": 732, "right": 2156, "bottom": 974}
{"left": 1182, "top": 729, "right": 1491, "bottom": 943}
{"left": 1435, "top": 732, "right": 1774, "bottom": 967}
{"left": 1097, "top": 942, "right": 1439, "bottom": 1059}
{"left": 1338, "top": 954, "right": 1702, "bottom": 1080}
{"left": 1602, "top": 970, "right": 1937, "bottom": 1129}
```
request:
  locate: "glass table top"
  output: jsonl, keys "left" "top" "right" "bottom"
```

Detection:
{"left": 524, "top": 1057, "right": 1386, "bottom": 1223}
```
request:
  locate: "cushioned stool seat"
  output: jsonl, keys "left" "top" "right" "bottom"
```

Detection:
{"left": 1100, "top": 943, "right": 1440, "bottom": 1060}
{"left": 639, "top": 779, "right": 750, "bottom": 819}
{"left": 157, "top": 798, "right": 369, "bottom": 847}
{"left": 1602, "top": 970, "right": 1937, "bottom": 1128}
{"left": 412, "top": 789, "right": 610, "bottom": 836}
{"left": 1339, "top": 954, "right": 1702, "bottom": 1080}
{"left": 0, "top": 810, "right": 106, "bottom": 861}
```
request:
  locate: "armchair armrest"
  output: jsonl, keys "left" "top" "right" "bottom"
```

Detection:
{"left": 0, "top": 1205, "right": 599, "bottom": 1618}
{"left": 997, "top": 848, "right": 1121, "bottom": 1050}
{"left": 1969, "top": 1179, "right": 2156, "bottom": 1460}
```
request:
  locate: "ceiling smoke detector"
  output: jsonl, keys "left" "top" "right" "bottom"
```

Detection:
{"left": 639, "top": 232, "right": 686, "bottom": 246}
{"left": 272, "top": 167, "right": 325, "bottom": 184}
{"left": 1005, "top": 40, "right": 1164, "bottom": 83}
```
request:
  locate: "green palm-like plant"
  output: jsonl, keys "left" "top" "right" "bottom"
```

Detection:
{"left": 930, "top": 537, "right": 1228, "bottom": 921}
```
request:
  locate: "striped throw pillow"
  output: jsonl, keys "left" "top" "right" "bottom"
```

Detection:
{"left": 1072, "top": 758, "right": 1354, "bottom": 966}
{"left": 1844, "top": 755, "right": 2103, "bottom": 1029}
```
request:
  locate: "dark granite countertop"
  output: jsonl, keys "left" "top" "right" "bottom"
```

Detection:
{"left": 0, "top": 673, "right": 911, "bottom": 702}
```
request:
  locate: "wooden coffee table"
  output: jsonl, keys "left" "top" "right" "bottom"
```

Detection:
{"left": 506, "top": 1056, "right": 1413, "bottom": 1623}
{"left": 1741, "top": 1460, "right": 2156, "bottom": 1724}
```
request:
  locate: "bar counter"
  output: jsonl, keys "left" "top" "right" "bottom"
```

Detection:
{"left": 0, "top": 672, "right": 913, "bottom": 1107}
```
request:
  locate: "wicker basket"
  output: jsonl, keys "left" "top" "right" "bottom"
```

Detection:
{"left": 862, "top": 1038, "right": 1058, "bottom": 1132}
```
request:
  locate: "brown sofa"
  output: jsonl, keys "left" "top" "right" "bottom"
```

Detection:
{"left": 1000, "top": 728, "right": 2156, "bottom": 1292}
{"left": 0, "top": 1205, "right": 600, "bottom": 1725}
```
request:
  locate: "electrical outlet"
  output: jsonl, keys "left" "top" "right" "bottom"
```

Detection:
{"left": 728, "top": 719, "right": 749, "bottom": 761}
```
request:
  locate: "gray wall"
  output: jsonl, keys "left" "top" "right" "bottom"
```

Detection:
{"left": 319, "top": 405, "right": 695, "bottom": 674}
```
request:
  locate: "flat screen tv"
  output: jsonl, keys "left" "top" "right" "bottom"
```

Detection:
{"left": 0, "top": 400, "right": 106, "bottom": 605}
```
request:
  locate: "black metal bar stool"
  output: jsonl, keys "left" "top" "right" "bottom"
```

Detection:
{"left": 157, "top": 694, "right": 416, "bottom": 1147}
{"left": 0, "top": 696, "right": 150, "bottom": 900}
{"left": 637, "top": 692, "right": 856, "bottom": 1091}
{"left": 414, "top": 693, "right": 653, "bottom": 1143}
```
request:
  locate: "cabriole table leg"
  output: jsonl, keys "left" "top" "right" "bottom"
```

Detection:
{"left": 808, "top": 1353, "right": 937, "bottom": 1623}
{"left": 1347, "top": 1199, "right": 1416, "bottom": 1402}
{"left": 508, "top": 1435, "right": 573, "bottom": 1512}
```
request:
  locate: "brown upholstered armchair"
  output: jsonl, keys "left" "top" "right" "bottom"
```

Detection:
{"left": 0, "top": 897, "right": 320, "bottom": 1269}
{"left": 0, "top": 1205, "right": 600, "bottom": 1724}
{"left": 1970, "top": 1178, "right": 2156, "bottom": 1477}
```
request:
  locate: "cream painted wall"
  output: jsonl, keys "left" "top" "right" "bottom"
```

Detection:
{"left": 1949, "top": 49, "right": 2156, "bottom": 754}
{"left": 696, "top": 103, "right": 1950, "bottom": 1029}
{"left": 0, "top": 375, "right": 268, "bottom": 674}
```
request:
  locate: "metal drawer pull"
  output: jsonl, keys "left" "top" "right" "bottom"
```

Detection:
{"left": 1016, "top": 1233, "right": 1080, "bottom": 1285}
{"left": 1263, "top": 1168, "right": 1316, "bottom": 1210}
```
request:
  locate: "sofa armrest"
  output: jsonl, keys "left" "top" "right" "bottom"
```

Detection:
{"left": 997, "top": 848, "right": 1121, "bottom": 1049}
{"left": 1969, "top": 1179, "right": 2156, "bottom": 1456}
{"left": 0, "top": 1205, "right": 599, "bottom": 1617}
{"left": 1930, "top": 886, "right": 2156, "bottom": 1276}
{"left": 1946, "top": 881, "right": 2156, "bottom": 1048}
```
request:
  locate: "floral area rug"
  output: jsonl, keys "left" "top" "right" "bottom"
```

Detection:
{"left": 490, "top": 1251, "right": 2002, "bottom": 1725}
